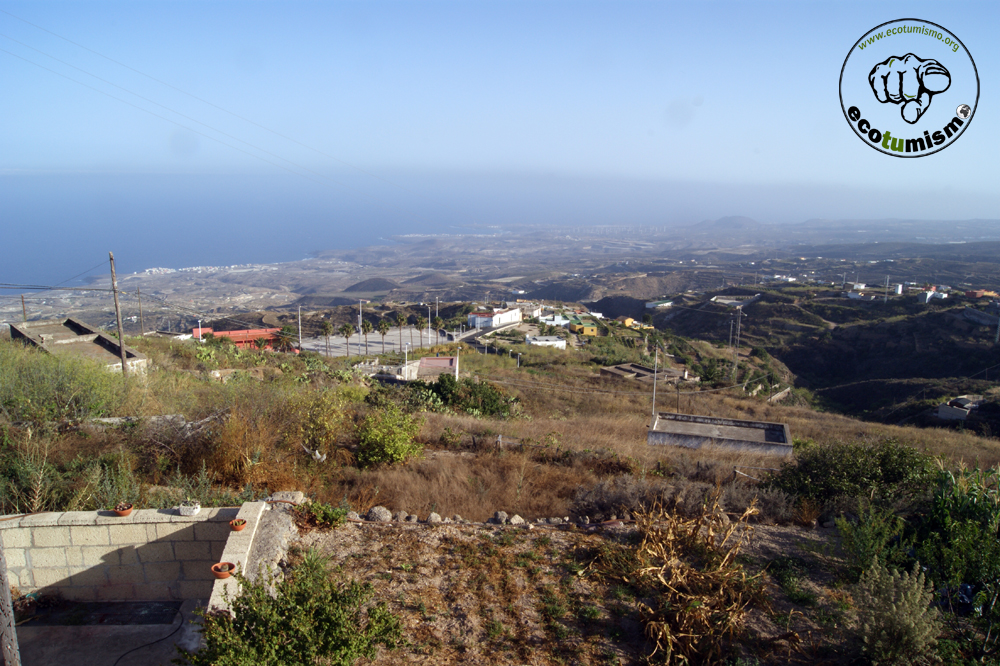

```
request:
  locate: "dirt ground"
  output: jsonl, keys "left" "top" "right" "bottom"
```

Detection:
{"left": 293, "top": 518, "right": 860, "bottom": 665}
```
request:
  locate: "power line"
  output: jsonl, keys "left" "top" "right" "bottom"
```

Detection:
{"left": 0, "top": 47, "right": 333, "bottom": 189}
{"left": 0, "top": 7, "right": 426, "bottom": 200}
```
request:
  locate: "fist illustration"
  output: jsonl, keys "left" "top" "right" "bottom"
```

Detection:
{"left": 868, "top": 54, "right": 951, "bottom": 124}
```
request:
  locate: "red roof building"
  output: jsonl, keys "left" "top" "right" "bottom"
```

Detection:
{"left": 192, "top": 327, "right": 282, "bottom": 349}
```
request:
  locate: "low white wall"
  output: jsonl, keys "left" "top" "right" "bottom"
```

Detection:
{"left": 0, "top": 506, "right": 252, "bottom": 602}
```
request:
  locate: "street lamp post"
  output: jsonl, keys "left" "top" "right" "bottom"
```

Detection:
{"left": 428, "top": 305, "right": 432, "bottom": 346}
{"left": 517, "top": 353, "right": 521, "bottom": 368}
{"left": 197, "top": 319, "right": 202, "bottom": 341}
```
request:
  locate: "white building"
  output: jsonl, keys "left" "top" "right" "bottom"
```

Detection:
{"left": 645, "top": 300, "right": 673, "bottom": 309}
{"left": 526, "top": 335, "right": 566, "bottom": 349}
{"left": 539, "top": 314, "right": 571, "bottom": 327}
{"left": 468, "top": 308, "right": 522, "bottom": 329}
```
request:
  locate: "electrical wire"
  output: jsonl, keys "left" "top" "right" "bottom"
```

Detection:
{"left": 0, "top": 46, "right": 332, "bottom": 189}
{"left": 111, "top": 618, "right": 184, "bottom": 666}
{"left": 0, "top": 7, "right": 427, "bottom": 200}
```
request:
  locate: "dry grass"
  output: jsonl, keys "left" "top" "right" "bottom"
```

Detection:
{"left": 296, "top": 522, "right": 652, "bottom": 665}
{"left": 597, "top": 497, "right": 762, "bottom": 665}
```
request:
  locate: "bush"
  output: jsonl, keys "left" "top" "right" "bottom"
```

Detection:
{"left": 179, "top": 549, "right": 401, "bottom": 666}
{"left": 837, "top": 503, "right": 909, "bottom": 582}
{"left": 0, "top": 340, "right": 125, "bottom": 425}
{"left": 855, "top": 561, "right": 941, "bottom": 665}
{"left": 296, "top": 501, "right": 348, "bottom": 529}
{"left": 355, "top": 404, "right": 423, "bottom": 468}
{"left": 763, "top": 439, "right": 934, "bottom": 509}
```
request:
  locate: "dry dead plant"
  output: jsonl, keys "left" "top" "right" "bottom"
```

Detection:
{"left": 598, "top": 494, "right": 762, "bottom": 665}
{"left": 209, "top": 406, "right": 281, "bottom": 487}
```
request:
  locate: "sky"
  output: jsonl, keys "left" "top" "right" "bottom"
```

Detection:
{"left": 0, "top": 0, "right": 997, "bottom": 284}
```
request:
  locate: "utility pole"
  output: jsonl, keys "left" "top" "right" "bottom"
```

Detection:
{"left": 358, "top": 299, "right": 362, "bottom": 330}
{"left": 0, "top": 540, "right": 21, "bottom": 665}
{"left": 137, "top": 288, "right": 145, "bottom": 336}
{"left": 732, "top": 305, "right": 743, "bottom": 382}
{"left": 436, "top": 297, "right": 439, "bottom": 319}
{"left": 651, "top": 349, "right": 658, "bottom": 421}
{"left": 20, "top": 295, "right": 26, "bottom": 322}
{"left": 109, "top": 252, "right": 128, "bottom": 377}
{"left": 298, "top": 305, "right": 302, "bottom": 350}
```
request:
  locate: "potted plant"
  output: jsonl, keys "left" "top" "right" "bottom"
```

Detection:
{"left": 113, "top": 502, "right": 133, "bottom": 517}
{"left": 179, "top": 498, "right": 201, "bottom": 517}
{"left": 229, "top": 518, "right": 247, "bottom": 532}
{"left": 211, "top": 562, "right": 236, "bottom": 579}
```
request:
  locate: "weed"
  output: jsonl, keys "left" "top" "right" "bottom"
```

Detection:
{"left": 855, "top": 561, "right": 941, "bottom": 665}
{"left": 768, "top": 556, "right": 816, "bottom": 606}
{"left": 594, "top": 493, "right": 763, "bottom": 664}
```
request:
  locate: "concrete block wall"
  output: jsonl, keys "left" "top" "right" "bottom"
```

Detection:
{"left": 0, "top": 507, "right": 244, "bottom": 602}
{"left": 208, "top": 501, "right": 269, "bottom": 612}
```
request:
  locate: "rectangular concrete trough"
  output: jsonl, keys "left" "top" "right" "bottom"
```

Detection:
{"left": 0, "top": 503, "right": 267, "bottom": 603}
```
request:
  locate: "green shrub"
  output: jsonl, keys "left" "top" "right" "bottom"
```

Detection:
{"left": 355, "top": 404, "right": 423, "bottom": 468}
{"left": 837, "top": 503, "right": 909, "bottom": 582}
{"left": 914, "top": 466, "right": 1000, "bottom": 651}
{"left": 763, "top": 439, "right": 934, "bottom": 509}
{"left": 855, "top": 561, "right": 941, "bottom": 665}
{"left": 0, "top": 340, "right": 125, "bottom": 425}
{"left": 297, "top": 501, "right": 348, "bottom": 528}
{"left": 179, "top": 549, "right": 400, "bottom": 666}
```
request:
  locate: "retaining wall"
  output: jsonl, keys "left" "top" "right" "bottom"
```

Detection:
{"left": 0, "top": 506, "right": 256, "bottom": 602}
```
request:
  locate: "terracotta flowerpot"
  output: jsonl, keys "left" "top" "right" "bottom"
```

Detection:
{"left": 114, "top": 504, "right": 133, "bottom": 517}
{"left": 212, "top": 562, "right": 236, "bottom": 579}
{"left": 230, "top": 519, "right": 247, "bottom": 532}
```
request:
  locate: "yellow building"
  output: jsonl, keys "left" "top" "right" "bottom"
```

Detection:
{"left": 570, "top": 322, "right": 598, "bottom": 336}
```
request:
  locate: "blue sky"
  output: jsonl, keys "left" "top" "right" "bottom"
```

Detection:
{"left": 0, "top": 1, "right": 997, "bottom": 283}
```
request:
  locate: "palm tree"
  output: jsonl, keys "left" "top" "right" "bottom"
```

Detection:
{"left": 407, "top": 315, "right": 415, "bottom": 348}
{"left": 338, "top": 323, "right": 354, "bottom": 358}
{"left": 432, "top": 316, "right": 444, "bottom": 341}
{"left": 377, "top": 318, "right": 391, "bottom": 354}
{"left": 361, "top": 319, "right": 373, "bottom": 356}
{"left": 273, "top": 327, "right": 295, "bottom": 353}
{"left": 253, "top": 337, "right": 269, "bottom": 352}
{"left": 415, "top": 315, "right": 427, "bottom": 348}
{"left": 321, "top": 320, "right": 334, "bottom": 357}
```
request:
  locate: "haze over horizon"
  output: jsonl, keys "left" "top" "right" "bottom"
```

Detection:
{"left": 1, "top": 0, "right": 996, "bottom": 287}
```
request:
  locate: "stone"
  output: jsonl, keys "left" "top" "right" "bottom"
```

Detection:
{"left": 405, "top": 514, "right": 418, "bottom": 523}
{"left": 394, "top": 511, "right": 408, "bottom": 522}
{"left": 442, "top": 517, "right": 453, "bottom": 524}
{"left": 346, "top": 511, "right": 360, "bottom": 522}
{"left": 608, "top": 514, "right": 617, "bottom": 521}
{"left": 822, "top": 520, "right": 836, "bottom": 529}
{"left": 427, "top": 513, "right": 442, "bottom": 523}
{"left": 547, "top": 517, "right": 562, "bottom": 525}
{"left": 493, "top": 511, "right": 509, "bottom": 525}
{"left": 367, "top": 506, "right": 392, "bottom": 522}
{"left": 452, "top": 515, "right": 463, "bottom": 523}
{"left": 581, "top": 516, "right": 590, "bottom": 525}
{"left": 508, "top": 515, "right": 524, "bottom": 525}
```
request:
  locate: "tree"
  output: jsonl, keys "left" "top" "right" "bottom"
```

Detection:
{"left": 321, "top": 320, "right": 334, "bottom": 357}
{"left": 253, "top": 337, "right": 269, "bottom": 352}
{"left": 361, "top": 319, "right": 374, "bottom": 356}
{"left": 414, "top": 315, "right": 427, "bottom": 348}
{"left": 338, "top": 323, "right": 354, "bottom": 358}
{"left": 377, "top": 319, "right": 391, "bottom": 354}
{"left": 407, "top": 315, "right": 415, "bottom": 348}
{"left": 432, "top": 316, "right": 444, "bottom": 341}
{"left": 273, "top": 326, "right": 296, "bottom": 353}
